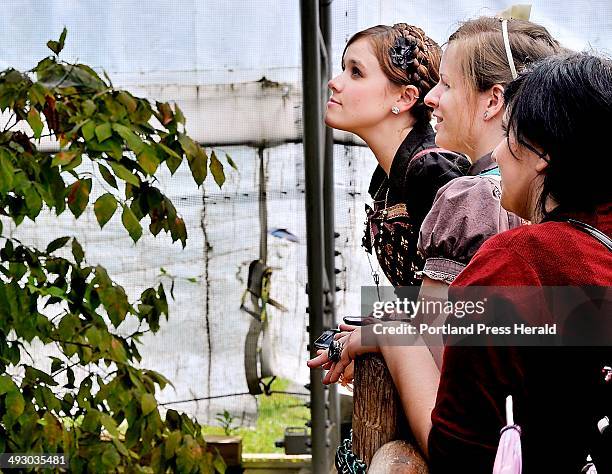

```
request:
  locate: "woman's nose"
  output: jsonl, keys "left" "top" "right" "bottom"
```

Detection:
{"left": 328, "top": 75, "right": 341, "bottom": 92}
{"left": 424, "top": 85, "right": 439, "bottom": 108}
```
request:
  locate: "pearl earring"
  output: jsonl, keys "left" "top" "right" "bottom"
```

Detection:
{"left": 391, "top": 106, "right": 400, "bottom": 115}
{"left": 483, "top": 111, "right": 489, "bottom": 119}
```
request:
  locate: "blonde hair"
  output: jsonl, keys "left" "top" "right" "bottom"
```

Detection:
{"left": 448, "top": 17, "right": 562, "bottom": 100}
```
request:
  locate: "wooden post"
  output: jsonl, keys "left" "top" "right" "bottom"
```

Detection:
{"left": 352, "top": 353, "right": 414, "bottom": 467}
{"left": 352, "top": 353, "right": 428, "bottom": 472}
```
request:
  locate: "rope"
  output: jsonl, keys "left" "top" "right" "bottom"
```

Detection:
{"left": 159, "top": 390, "right": 310, "bottom": 406}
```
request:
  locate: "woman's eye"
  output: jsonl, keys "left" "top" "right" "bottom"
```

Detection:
{"left": 351, "top": 67, "right": 362, "bottom": 77}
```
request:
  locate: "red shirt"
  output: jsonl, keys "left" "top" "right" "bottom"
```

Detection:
{"left": 428, "top": 204, "right": 612, "bottom": 473}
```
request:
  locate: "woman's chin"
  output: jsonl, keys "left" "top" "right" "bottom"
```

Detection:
{"left": 324, "top": 115, "right": 347, "bottom": 131}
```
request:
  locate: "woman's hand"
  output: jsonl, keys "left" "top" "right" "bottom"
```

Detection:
{"left": 307, "top": 324, "right": 380, "bottom": 385}
{"left": 306, "top": 324, "right": 357, "bottom": 370}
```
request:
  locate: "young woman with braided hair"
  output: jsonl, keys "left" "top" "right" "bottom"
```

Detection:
{"left": 326, "top": 23, "right": 469, "bottom": 289}
{"left": 310, "top": 16, "right": 563, "bottom": 472}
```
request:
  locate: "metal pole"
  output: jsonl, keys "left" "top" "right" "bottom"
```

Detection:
{"left": 299, "top": 0, "right": 329, "bottom": 472}
{"left": 319, "top": 0, "right": 341, "bottom": 454}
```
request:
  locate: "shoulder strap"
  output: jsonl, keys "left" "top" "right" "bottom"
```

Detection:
{"left": 410, "top": 147, "right": 460, "bottom": 163}
{"left": 567, "top": 218, "right": 612, "bottom": 252}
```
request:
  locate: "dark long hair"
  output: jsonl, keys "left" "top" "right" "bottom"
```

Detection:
{"left": 504, "top": 52, "right": 612, "bottom": 216}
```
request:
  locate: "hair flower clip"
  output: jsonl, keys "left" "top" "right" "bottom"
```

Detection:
{"left": 390, "top": 36, "right": 418, "bottom": 70}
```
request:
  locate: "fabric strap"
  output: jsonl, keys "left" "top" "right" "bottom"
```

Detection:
{"left": 567, "top": 218, "right": 612, "bottom": 252}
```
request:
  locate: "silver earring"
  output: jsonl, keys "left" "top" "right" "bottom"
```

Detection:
{"left": 391, "top": 106, "right": 400, "bottom": 115}
{"left": 483, "top": 111, "right": 489, "bottom": 119}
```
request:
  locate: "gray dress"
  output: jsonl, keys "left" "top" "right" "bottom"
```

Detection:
{"left": 417, "top": 153, "right": 523, "bottom": 284}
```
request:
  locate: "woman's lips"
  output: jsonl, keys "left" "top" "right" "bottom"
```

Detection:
{"left": 433, "top": 115, "right": 443, "bottom": 129}
{"left": 328, "top": 97, "right": 341, "bottom": 106}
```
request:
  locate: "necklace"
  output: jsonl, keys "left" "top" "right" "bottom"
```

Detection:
{"left": 365, "top": 180, "right": 392, "bottom": 301}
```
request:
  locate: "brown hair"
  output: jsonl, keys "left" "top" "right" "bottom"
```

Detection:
{"left": 448, "top": 17, "right": 562, "bottom": 97}
{"left": 344, "top": 23, "right": 442, "bottom": 124}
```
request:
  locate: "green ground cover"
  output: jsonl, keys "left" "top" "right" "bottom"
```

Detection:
{"left": 202, "top": 378, "right": 310, "bottom": 453}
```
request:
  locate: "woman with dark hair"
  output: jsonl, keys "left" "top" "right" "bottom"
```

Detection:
{"left": 429, "top": 52, "right": 612, "bottom": 472}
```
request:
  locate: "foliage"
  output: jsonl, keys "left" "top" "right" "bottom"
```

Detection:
{"left": 214, "top": 410, "right": 239, "bottom": 437}
{"left": 0, "top": 28, "right": 234, "bottom": 473}
{"left": 203, "top": 378, "right": 310, "bottom": 453}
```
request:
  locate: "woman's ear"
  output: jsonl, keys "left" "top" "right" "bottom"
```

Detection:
{"left": 535, "top": 157, "right": 549, "bottom": 173}
{"left": 484, "top": 84, "right": 505, "bottom": 120}
{"left": 396, "top": 85, "right": 420, "bottom": 113}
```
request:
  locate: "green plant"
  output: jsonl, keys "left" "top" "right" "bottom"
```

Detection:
{"left": 214, "top": 410, "right": 239, "bottom": 437}
{"left": 0, "top": 28, "right": 235, "bottom": 473}
{"left": 203, "top": 379, "right": 310, "bottom": 453}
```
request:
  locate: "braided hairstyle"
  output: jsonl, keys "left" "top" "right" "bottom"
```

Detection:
{"left": 343, "top": 24, "right": 442, "bottom": 124}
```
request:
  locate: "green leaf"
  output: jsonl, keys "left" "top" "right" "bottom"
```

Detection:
{"left": 82, "top": 99, "right": 96, "bottom": 116}
{"left": 50, "top": 357, "right": 64, "bottom": 374}
{"left": 174, "top": 103, "right": 185, "bottom": 125}
{"left": 66, "top": 178, "right": 91, "bottom": 218}
{"left": 165, "top": 430, "right": 182, "bottom": 457}
{"left": 158, "top": 143, "right": 182, "bottom": 175}
{"left": 57, "top": 313, "right": 80, "bottom": 341}
{"left": 85, "top": 326, "right": 101, "bottom": 347}
{"left": 81, "top": 409, "right": 101, "bottom": 432}
{"left": 94, "top": 193, "right": 117, "bottom": 229}
{"left": 137, "top": 144, "right": 160, "bottom": 175}
{"left": 25, "top": 365, "right": 58, "bottom": 386}
{"left": 28, "top": 83, "right": 47, "bottom": 106}
{"left": 101, "top": 444, "right": 121, "bottom": 469}
{"left": 95, "top": 122, "right": 112, "bottom": 142}
{"left": 81, "top": 120, "right": 95, "bottom": 141}
{"left": 140, "top": 393, "right": 157, "bottom": 416}
{"left": 0, "top": 375, "right": 16, "bottom": 395}
{"left": 5, "top": 390, "right": 25, "bottom": 419}
{"left": 27, "top": 108, "right": 44, "bottom": 139}
{"left": 100, "top": 286, "right": 130, "bottom": 326}
{"left": 98, "top": 163, "right": 118, "bottom": 189}
{"left": 0, "top": 150, "right": 15, "bottom": 193}
{"left": 46, "top": 236, "right": 70, "bottom": 253}
{"left": 23, "top": 184, "right": 43, "bottom": 219}
{"left": 170, "top": 217, "right": 187, "bottom": 248}
{"left": 112, "top": 123, "right": 144, "bottom": 154}
{"left": 178, "top": 133, "right": 208, "bottom": 185}
{"left": 72, "top": 237, "right": 84, "bottom": 264}
{"left": 158, "top": 142, "right": 182, "bottom": 161}
{"left": 226, "top": 153, "right": 238, "bottom": 170}
{"left": 156, "top": 102, "right": 174, "bottom": 126}
{"left": 113, "top": 438, "right": 129, "bottom": 457}
{"left": 209, "top": 150, "right": 226, "bottom": 187}
{"left": 109, "top": 337, "right": 127, "bottom": 362}
{"left": 177, "top": 132, "right": 199, "bottom": 158}
{"left": 213, "top": 454, "right": 227, "bottom": 474}
{"left": 100, "top": 413, "right": 119, "bottom": 438}
{"left": 41, "top": 386, "right": 61, "bottom": 412}
{"left": 47, "top": 27, "right": 67, "bottom": 55}
{"left": 109, "top": 162, "right": 139, "bottom": 187}
{"left": 121, "top": 205, "right": 142, "bottom": 243}
{"left": 52, "top": 150, "right": 80, "bottom": 167}
{"left": 117, "top": 91, "right": 137, "bottom": 113}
